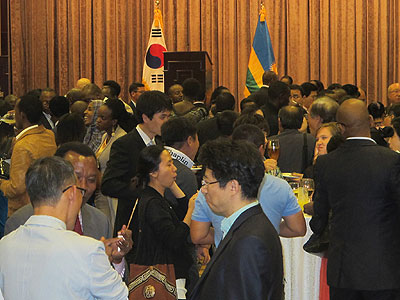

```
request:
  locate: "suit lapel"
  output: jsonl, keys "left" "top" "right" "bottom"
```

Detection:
{"left": 191, "top": 205, "right": 262, "bottom": 297}
{"left": 80, "top": 204, "right": 93, "bottom": 237}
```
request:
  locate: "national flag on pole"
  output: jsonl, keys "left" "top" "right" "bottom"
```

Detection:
{"left": 244, "top": 5, "right": 277, "bottom": 97}
{"left": 142, "top": 2, "right": 167, "bottom": 92}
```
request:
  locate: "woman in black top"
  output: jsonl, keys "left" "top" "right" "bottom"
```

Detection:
{"left": 134, "top": 145, "right": 195, "bottom": 299}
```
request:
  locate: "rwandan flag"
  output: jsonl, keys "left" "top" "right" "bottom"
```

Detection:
{"left": 142, "top": 2, "right": 167, "bottom": 92}
{"left": 244, "top": 5, "right": 277, "bottom": 97}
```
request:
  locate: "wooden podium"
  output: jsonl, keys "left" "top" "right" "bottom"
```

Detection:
{"left": 164, "top": 51, "right": 213, "bottom": 100}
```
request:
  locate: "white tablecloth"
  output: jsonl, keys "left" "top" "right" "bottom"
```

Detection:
{"left": 280, "top": 217, "right": 322, "bottom": 300}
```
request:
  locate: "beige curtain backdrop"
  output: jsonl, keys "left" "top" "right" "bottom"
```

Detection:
{"left": 10, "top": 0, "right": 400, "bottom": 105}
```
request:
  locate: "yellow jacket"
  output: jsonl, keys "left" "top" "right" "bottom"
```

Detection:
{"left": 1, "top": 125, "right": 57, "bottom": 216}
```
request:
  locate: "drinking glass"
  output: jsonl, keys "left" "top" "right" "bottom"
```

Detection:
{"left": 267, "top": 139, "right": 280, "bottom": 160}
{"left": 301, "top": 178, "right": 315, "bottom": 200}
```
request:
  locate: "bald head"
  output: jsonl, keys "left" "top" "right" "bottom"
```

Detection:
{"left": 76, "top": 78, "right": 91, "bottom": 90}
{"left": 388, "top": 83, "right": 400, "bottom": 104}
{"left": 336, "top": 99, "right": 371, "bottom": 138}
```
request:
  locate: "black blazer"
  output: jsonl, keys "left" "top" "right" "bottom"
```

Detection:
{"left": 133, "top": 186, "right": 193, "bottom": 279}
{"left": 189, "top": 205, "right": 283, "bottom": 300}
{"left": 270, "top": 129, "right": 315, "bottom": 173}
{"left": 101, "top": 128, "right": 146, "bottom": 236}
{"left": 260, "top": 101, "right": 279, "bottom": 136}
{"left": 39, "top": 113, "right": 53, "bottom": 130}
{"left": 311, "top": 139, "right": 400, "bottom": 290}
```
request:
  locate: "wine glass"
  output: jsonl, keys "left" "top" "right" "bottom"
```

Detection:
{"left": 267, "top": 139, "right": 280, "bottom": 160}
{"left": 301, "top": 178, "right": 315, "bottom": 200}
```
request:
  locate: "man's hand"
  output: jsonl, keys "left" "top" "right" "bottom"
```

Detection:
{"left": 304, "top": 201, "right": 314, "bottom": 215}
{"left": 101, "top": 225, "right": 133, "bottom": 264}
{"left": 264, "top": 159, "right": 277, "bottom": 172}
{"left": 196, "top": 245, "right": 211, "bottom": 265}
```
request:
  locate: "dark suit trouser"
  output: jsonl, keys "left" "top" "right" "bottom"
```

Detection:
{"left": 330, "top": 286, "right": 400, "bottom": 300}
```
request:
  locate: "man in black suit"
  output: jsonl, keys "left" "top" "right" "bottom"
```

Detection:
{"left": 189, "top": 138, "right": 283, "bottom": 300}
{"left": 311, "top": 99, "right": 400, "bottom": 300}
{"left": 270, "top": 105, "right": 315, "bottom": 173}
{"left": 127, "top": 82, "right": 145, "bottom": 115}
{"left": 260, "top": 81, "right": 290, "bottom": 136}
{"left": 39, "top": 88, "right": 57, "bottom": 130}
{"left": 250, "top": 70, "right": 278, "bottom": 108}
{"left": 101, "top": 91, "right": 172, "bottom": 245}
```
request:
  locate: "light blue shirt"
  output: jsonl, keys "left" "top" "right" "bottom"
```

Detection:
{"left": 191, "top": 174, "right": 300, "bottom": 247}
{"left": 221, "top": 201, "right": 259, "bottom": 239}
{"left": 0, "top": 215, "right": 128, "bottom": 300}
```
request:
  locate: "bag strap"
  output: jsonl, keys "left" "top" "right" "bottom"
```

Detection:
{"left": 302, "top": 133, "right": 308, "bottom": 173}
{"left": 126, "top": 198, "right": 138, "bottom": 229}
{"left": 132, "top": 196, "right": 151, "bottom": 262}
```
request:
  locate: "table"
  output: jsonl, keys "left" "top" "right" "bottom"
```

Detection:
{"left": 280, "top": 217, "right": 322, "bottom": 300}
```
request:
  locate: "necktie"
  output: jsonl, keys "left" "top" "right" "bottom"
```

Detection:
{"left": 73, "top": 217, "right": 83, "bottom": 235}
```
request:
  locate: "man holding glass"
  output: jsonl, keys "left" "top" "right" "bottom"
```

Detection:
{"left": 0, "top": 157, "right": 128, "bottom": 300}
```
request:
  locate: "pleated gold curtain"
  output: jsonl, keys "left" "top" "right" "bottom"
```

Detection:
{"left": 10, "top": 0, "right": 400, "bottom": 105}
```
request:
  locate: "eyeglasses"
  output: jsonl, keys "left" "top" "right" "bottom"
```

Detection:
{"left": 201, "top": 179, "right": 219, "bottom": 187}
{"left": 62, "top": 185, "right": 86, "bottom": 197}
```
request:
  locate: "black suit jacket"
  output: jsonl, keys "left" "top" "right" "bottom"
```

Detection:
{"left": 311, "top": 139, "right": 400, "bottom": 290}
{"left": 101, "top": 128, "right": 146, "bottom": 236}
{"left": 39, "top": 113, "right": 54, "bottom": 130}
{"left": 260, "top": 101, "right": 279, "bottom": 136}
{"left": 4, "top": 203, "right": 112, "bottom": 239}
{"left": 189, "top": 205, "right": 283, "bottom": 300}
{"left": 270, "top": 129, "right": 315, "bottom": 173}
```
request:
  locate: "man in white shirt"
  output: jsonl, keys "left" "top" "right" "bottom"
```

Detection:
{"left": 0, "top": 156, "right": 129, "bottom": 299}
{"left": 101, "top": 91, "right": 172, "bottom": 249}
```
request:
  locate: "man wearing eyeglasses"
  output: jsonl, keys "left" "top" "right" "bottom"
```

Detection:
{"left": 0, "top": 156, "right": 128, "bottom": 299}
{"left": 189, "top": 138, "right": 283, "bottom": 300}
{"left": 5, "top": 142, "right": 132, "bottom": 282}
{"left": 5, "top": 142, "right": 111, "bottom": 240}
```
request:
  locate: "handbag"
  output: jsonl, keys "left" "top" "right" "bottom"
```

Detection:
{"left": 303, "top": 211, "right": 331, "bottom": 255}
{"left": 303, "top": 227, "right": 329, "bottom": 254}
{"left": 128, "top": 198, "right": 177, "bottom": 300}
{"left": 129, "top": 264, "right": 176, "bottom": 299}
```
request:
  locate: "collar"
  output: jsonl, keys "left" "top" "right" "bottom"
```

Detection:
{"left": 221, "top": 200, "right": 259, "bottom": 239}
{"left": 78, "top": 210, "right": 83, "bottom": 231}
{"left": 43, "top": 112, "right": 55, "bottom": 128}
{"left": 346, "top": 137, "right": 376, "bottom": 144}
{"left": 16, "top": 124, "right": 39, "bottom": 140}
{"left": 279, "top": 128, "right": 301, "bottom": 135}
{"left": 164, "top": 146, "right": 194, "bottom": 168}
{"left": 25, "top": 215, "right": 67, "bottom": 230}
{"left": 119, "top": 98, "right": 133, "bottom": 114}
{"left": 136, "top": 124, "right": 155, "bottom": 146}
{"left": 262, "top": 84, "right": 269, "bottom": 88}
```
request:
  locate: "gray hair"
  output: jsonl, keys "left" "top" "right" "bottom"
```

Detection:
{"left": 310, "top": 96, "right": 339, "bottom": 123}
{"left": 26, "top": 156, "right": 76, "bottom": 207}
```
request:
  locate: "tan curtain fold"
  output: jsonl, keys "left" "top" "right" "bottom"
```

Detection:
{"left": 10, "top": 0, "right": 400, "bottom": 105}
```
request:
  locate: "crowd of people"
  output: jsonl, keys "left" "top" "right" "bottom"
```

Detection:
{"left": 0, "top": 73, "right": 399, "bottom": 300}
